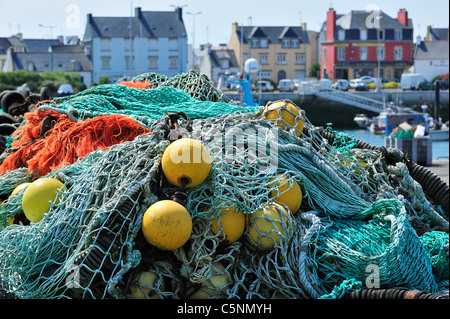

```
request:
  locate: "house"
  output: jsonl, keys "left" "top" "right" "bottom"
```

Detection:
{"left": 2, "top": 36, "right": 93, "bottom": 87}
{"left": 413, "top": 38, "right": 449, "bottom": 81}
{"left": 196, "top": 43, "right": 239, "bottom": 88}
{"left": 425, "top": 26, "right": 449, "bottom": 41}
{"left": 228, "top": 22, "right": 312, "bottom": 83}
{"left": 82, "top": 7, "right": 188, "bottom": 84}
{"left": 319, "top": 8, "right": 414, "bottom": 81}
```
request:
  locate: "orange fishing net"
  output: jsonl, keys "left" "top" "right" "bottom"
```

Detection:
{"left": 0, "top": 110, "right": 150, "bottom": 178}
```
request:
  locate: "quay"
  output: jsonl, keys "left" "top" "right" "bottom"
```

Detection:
{"left": 428, "top": 159, "right": 449, "bottom": 185}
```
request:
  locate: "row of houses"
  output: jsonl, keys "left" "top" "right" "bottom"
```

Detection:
{"left": 1, "top": 7, "right": 448, "bottom": 89}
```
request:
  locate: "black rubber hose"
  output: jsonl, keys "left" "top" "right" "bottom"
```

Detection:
{"left": 316, "top": 128, "right": 449, "bottom": 216}
{"left": 343, "top": 288, "right": 448, "bottom": 299}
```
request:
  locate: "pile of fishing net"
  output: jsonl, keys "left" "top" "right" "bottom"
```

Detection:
{"left": 0, "top": 69, "right": 448, "bottom": 299}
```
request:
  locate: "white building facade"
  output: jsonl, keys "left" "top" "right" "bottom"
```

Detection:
{"left": 83, "top": 7, "right": 188, "bottom": 83}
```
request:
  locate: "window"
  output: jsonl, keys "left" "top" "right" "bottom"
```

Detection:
{"left": 101, "top": 56, "right": 111, "bottom": 69}
{"left": 359, "top": 47, "right": 368, "bottom": 60}
{"left": 291, "top": 39, "right": 299, "bottom": 48}
{"left": 101, "top": 38, "right": 111, "bottom": 51}
{"left": 124, "top": 38, "right": 132, "bottom": 51}
{"left": 394, "top": 46, "right": 403, "bottom": 60}
{"left": 337, "top": 47, "right": 346, "bottom": 61}
{"left": 338, "top": 30, "right": 345, "bottom": 40}
{"left": 282, "top": 39, "right": 290, "bottom": 48}
{"left": 323, "top": 47, "right": 327, "bottom": 61}
{"left": 148, "top": 56, "right": 158, "bottom": 69}
{"left": 125, "top": 56, "right": 134, "bottom": 69}
{"left": 377, "top": 47, "right": 385, "bottom": 60}
{"left": 148, "top": 38, "right": 158, "bottom": 51}
{"left": 259, "top": 70, "right": 271, "bottom": 79}
{"left": 378, "top": 30, "right": 384, "bottom": 40}
{"left": 277, "top": 53, "right": 286, "bottom": 64}
{"left": 260, "top": 39, "right": 268, "bottom": 48}
{"left": 26, "top": 62, "right": 34, "bottom": 72}
{"left": 295, "top": 53, "right": 305, "bottom": 64}
{"left": 251, "top": 39, "right": 259, "bottom": 48}
{"left": 259, "top": 53, "right": 268, "bottom": 65}
{"left": 169, "top": 56, "right": 178, "bottom": 69}
{"left": 395, "top": 30, "right": 402, "bottom": 40}
{"left": 169, "top": 38, "right": 178, "bottom": 51}
{"left": 360, "top": 29, "right": 368, "bottom": 40}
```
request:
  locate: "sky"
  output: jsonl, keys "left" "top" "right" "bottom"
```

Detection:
{"left": 0, "top": 0, "right": 449, "bottom": 46}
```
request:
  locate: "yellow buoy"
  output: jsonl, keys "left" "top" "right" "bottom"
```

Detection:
{"left": 247, "top": 203, "right": 292, "bottom": 250}
{"left": 161, "top": 138, "right": 212, "bottom": 188}
{"left": 268, "top": 174, "right": 302, "bottom": 214}
{"left": 22, "top": 178, "right": 64, "bottom": 223}
{"left": 130, "top": 270, "right": 164, "bottom": 299}
{"left": 142, "top": 200, "right": 192, "bottom": 250}
{"left": 263, "top": 100, "right": 304, "bottom": 137}
{"left": 211, "top": 204, "right": 245, "bottom": 244}
{"left": 8, "top": 182, "right": 31, "bottom": 225}
{"left": 189, "top": 262, "right": 230, "bottom": 299}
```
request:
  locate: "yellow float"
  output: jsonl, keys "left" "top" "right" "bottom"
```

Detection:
{"left": 142, "top": 200, "right": 192, "bottom": 250}
{"left": 262, "top": 100, "right": 304, "bottom": 137}
{"left": 161, "top": 138, "right": 212, "bottom": 188}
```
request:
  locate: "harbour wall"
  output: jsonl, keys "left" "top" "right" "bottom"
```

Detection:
{"left": 225, "top": 90, "right": 449, "bottom": 128}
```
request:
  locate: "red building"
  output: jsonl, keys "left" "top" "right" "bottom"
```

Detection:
{"left": 320, "top": 8, "right": 414, "bottom": 81}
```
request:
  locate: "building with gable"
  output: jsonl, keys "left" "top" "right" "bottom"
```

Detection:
{"left": 319, "top": 8, "right": 414, "bottom": 81}
{"left": 228, "top": 22, "right": 313, "bottom": 83}
{"left": 82, "top": 7, "right": 187, "bottom": 84}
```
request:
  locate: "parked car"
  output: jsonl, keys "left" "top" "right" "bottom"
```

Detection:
{"left": 256, "top": 80, "right": 274, "bottom": 92}
{"left": 359, "top": 76, "right": 376, "bottom": 84}
{"left": 278, "top": 79, "right": 295, "bottom": 92}
{"left": 400, "top": 73, "right": 426, "bottom": 90}
{"left": 318, "top": 79, "right": 333, "bottom": 91}
{"left": 57, "top": 84, "right": 74, "bottom": 97}
{"left": 332, "top": 79, "right": 349, "bottom": 91}
{"left": 435, "top": 80, "right": 449, "bottom": 90}
{"left": 415, "top": 80, "right": 434, "bottom": 90}
{"left": 349, "top": 79, "right": 369, "bottom": 91}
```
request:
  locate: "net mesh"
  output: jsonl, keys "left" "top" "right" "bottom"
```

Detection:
{"left": 0, "top": 70, "right": 448, "bottom": 299}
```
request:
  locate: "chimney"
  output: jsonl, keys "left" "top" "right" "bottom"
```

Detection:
{"left": 301, "top": 23, "right": 307, "bottom": 32}
{"left": 397, "top": 8, "right": 408, "bottom": 26}
{"left": 87, "top": 13, "right": 93, "bottom": 24}
{"left": 175, "top": 6, "right": 183, "bottom": 21}
{"left": 135, "top": 7, "right": 142, "bottom": 18}
{"left": 326, "top": 8, "right": 336, "bottom": 41}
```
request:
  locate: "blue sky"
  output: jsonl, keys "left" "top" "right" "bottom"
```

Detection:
{"left": 0, "top": 0, "right": 448, "bottom": 46}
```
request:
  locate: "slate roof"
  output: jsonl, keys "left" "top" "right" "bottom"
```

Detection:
{"left": 235, "top": 26, "right": 309, "bottom": 44}
{"left": 209, "top": 49, "right": 239, "bottom": 68}
{"left": 83, "top": 8, "right": 186, "bottom": 41}
{"left": 415, "top": 40, "right": 449, "bottom": 60}
{"left": 11, "top": 51, "right": 92, "bottom": 72}
{"left": 336, "top": 10, "right": 413, "bottom": 29}
{"left": 23, "top": 39, "right": 62, "bottom": 52}
{"left": 427, "top": 27, "right": 449, "bottom": 41}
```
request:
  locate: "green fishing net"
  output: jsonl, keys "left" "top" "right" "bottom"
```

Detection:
{"left": 0, "top": 70, "right": 448, "bottom": 299}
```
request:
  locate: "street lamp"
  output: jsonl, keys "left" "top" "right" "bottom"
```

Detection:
{"left": 38, "top": 24, "right": 56, "bottom": 72}
{"left": 186, "top": 11, "right": 202, "bottom": 69}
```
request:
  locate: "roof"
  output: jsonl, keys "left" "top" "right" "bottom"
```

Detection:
{"left": 23, "top": 39, "right": 62, "bottom": 52}
{"left": 235, "top": 26, "right": 309, "bottom": 44}
{"left": 0, "top": 38, "right": 10, "bottom": 54}
{"left": 209, "top": 48, "right": 239, "bottom": 69}
{"left": 336, "top": 10, "right": 412, "bottom": 30}
{"left": 415, "top": 40, "right": 449, "bottom": 60}
{"left": 83, "top": 8, "right": 186, "bottom": 41}
{"left": 11, "top": 51, "right": 92, "bottom": 72}
{"left": 427, "top": 27, "right": 449, "bottom": 41}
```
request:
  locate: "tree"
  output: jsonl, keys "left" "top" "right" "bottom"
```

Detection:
{"left": 309, "top": 63, "right": 321, "bottom": 79}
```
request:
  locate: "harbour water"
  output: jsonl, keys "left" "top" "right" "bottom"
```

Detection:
{"left": 340, "top": 128, "right": 449, "bottom": 160}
